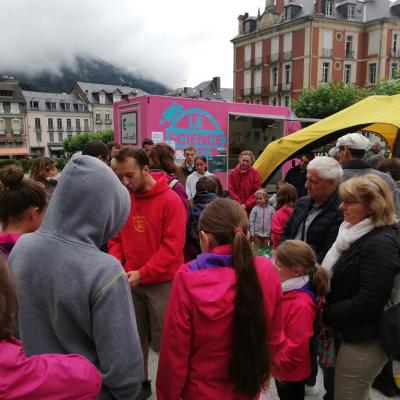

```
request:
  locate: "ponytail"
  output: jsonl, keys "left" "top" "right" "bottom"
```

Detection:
{"left": 230, "top": 229, "right": 269, "bottom": 397}
{"left": 310, "top": 265, "right": 329, "bottom": 299}
{"left": 199, "top": 198, "right": 270, "bottom": 397}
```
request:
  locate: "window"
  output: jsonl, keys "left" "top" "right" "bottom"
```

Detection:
{"left": 284, "top": 96, "right": 290, "bottom": 107}
{"left": 347, "top": 4, "right": 355, "bottom": 20}
{"left": 284, "top": 65, "right": 291, "bottom": 84}
{"left": 76, "top": 119, "right": 81, "bottom": 131}
{"left": 31, "top": 101, "right": 39, "bottom": 109}
{"left": 272, "top": 67, "right": 278, "bottom": 86}
{"left": 58, "top": 132, "right": 63, "bottom": 142}
{"left": 0, "top": 119, "right": 4, "bottom": 134}
{"left": 35, "top": 118, "right": 41, "bottom": 130}
{"left": 65, "top": 103, "right": 70, "bottom": 111}
{"left": 48, "top": 118, "right": 54, "bottom": 130}
{"left": 113, "top": 93, "right": 121, "bottom": 103}
{"left": 391, "top": 62, "right": 399, "bottom": 79}
{"left": 393, "top": 33, "right": 399, "bottom": 56}
{"left": 368, "top": 63, "right": 377, "bottom": 83}
{"left": 49, "top": 131, "right": 54, "bottom": 142}
{"left": 325, "top": 1, "right": 333, "bottom": 16}
{"left": 345, "top": 35, "right": 353, "bottom": 58}
{"left": 99, "top": 92, "right": 106, "bottom": 104}
{"left": 322, "top": 62, "right": 330, "bottom": 83}
{"left": 10, "top": 103, "right": 19, "bottom": 113}
{"left": 344, "top": 64, "right": 352, "bottom": 84}
{"left": 57, "top": 118, "right": 62, "bottom": 130}
{"left": 36, "top": 131, "right": 42, "bottom": 143}
{"left": 84, "top": 119, "right": 89, "bottom": 130}
{"left": 66, "top": 119, "right": 72, "bottom": 131}
{"left": 95, "top": 112, "right": 101, "bottom": 123}
{"left": 270, "top": 97, "right": 278, "bottom": 106}
{"left": 105, "top": 113, "right": 110, "bottom": 123}
{"left": 284, "top": 6, "right": 291, "bottom": 21}
{"left": 12, "top": 119, "right": 21, "bottom": 134}
{"left": 48, "top": 102, "right": 56, "bottom": 110}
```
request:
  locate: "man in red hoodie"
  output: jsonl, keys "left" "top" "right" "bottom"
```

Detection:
{"left": 109, "top": 147, "right": 186, "bottom": 400}
{"left": 228, "top": 150, "right": 262, "bottom": 212}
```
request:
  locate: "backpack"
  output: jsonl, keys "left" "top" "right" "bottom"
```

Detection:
{"left": 379, "top": 228, "right": 400, "bottom": 360}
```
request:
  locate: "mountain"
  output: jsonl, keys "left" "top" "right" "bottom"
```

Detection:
{"left": 1, "top": 57, "right": 169, "bottom": 94}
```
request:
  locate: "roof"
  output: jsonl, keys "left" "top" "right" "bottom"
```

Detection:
{"left": 0, "top": 83, "right": 25, "bottom": 103}
{"left": 22, "top": 90, "right": 88, "bottom": 112}
{"left": 166, "top": 80, "right": 233, "bottom": 102}
{"left": 254, "top": 94, "right": 400, "bottom": 183}
{"left": 74, "top": 81, "right": 147, "bottom": 105}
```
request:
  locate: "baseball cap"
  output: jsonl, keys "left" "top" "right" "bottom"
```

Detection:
{"left": 336, "top": 133, "right": 370, "bottom": 150}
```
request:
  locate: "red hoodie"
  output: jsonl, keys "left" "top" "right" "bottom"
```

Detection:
{"left": 108, "top": 173, "right": 186, "bottom": 285}
{"left": 228, "top": 165, "right": 261, "bottom": 210}
{"left": 271, "top": 205, "right": 294, "bottom": 248}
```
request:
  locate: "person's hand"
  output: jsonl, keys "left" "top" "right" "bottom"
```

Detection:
{"left": 127, "top": 270, "right": 141, "bottom": 288}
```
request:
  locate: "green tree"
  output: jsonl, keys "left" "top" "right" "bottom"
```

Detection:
{"left": 291, "top": 82, "right": 370, "bottom": 119}
{"left": 373, "top": 78, "right": 400, "bottom": 95}
{"left": 63, "top": 130, "right": 113, "bottom": 153}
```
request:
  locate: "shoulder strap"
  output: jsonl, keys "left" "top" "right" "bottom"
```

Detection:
{"left": 169, "top": 178, "right": 179, "bottom": 189}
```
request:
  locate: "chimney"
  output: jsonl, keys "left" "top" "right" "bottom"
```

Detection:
{"left": 212, "top": 77, "right": 221, "bottom": 93}
{"left": 183, "top": 86, "right": 188, "bottom": 94}
{"left": 238, "top": 13, "right": 248, "bottom": 34}
{"left": 315, "top": 0, "right": 322, "bottom": 14}
{"left": 199, "top": 89, "right": 204, "bottom": 98}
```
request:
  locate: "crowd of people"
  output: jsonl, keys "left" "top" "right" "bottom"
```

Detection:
{"left": 0, "top": 132, "right": 399, "bottom": 400}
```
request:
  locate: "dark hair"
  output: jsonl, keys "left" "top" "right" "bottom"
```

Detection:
{"left": 348, "top": 148, "right": 366, "bottom": 159}
{"left": 107, "top": 141, "right": 121, "bottom": 151}
{"left": 208, "top": 175, "right": 223, "bottom": 196}
{"left": 0, "top": 165, "right": 46, "bottom": 227}
{"left": 30, "top": 157, "right": 56, "bottom": 184}
{"left": 82, "top": 140, "right": 109, "bottom": 160}
{"left": 275, "top": 240, "right": 329, "bottom": 298}
{"left": 114, "top": 147, "right": 149, "bottom": 169}
{"left": 148, "top": 143, "right": 176, "bottom": 174}
{"left": 199, "top": 198, "right": 269, "bottom": 397}
{"left": 142, "top": 138, "right": 154, "bottom": 147}
{"left": 196, "top": 176, "right": 218, "bottom": 193}
{"left": 276, "top": 183, "right": 298, "bottom": 210}
{"left": 184, "top": 146, "right": 196, "bottom": 154}
{"left": 195, "top": 155, "right": 207, "bottom": 164}
{"left": 377, "top": 158, "right": 400, "bottom": 181}
{"left": 0, "top": 257, "right": 16, "bottom": 339}
{"left": 301, "top": 152, "right": 315, "bottom": 161}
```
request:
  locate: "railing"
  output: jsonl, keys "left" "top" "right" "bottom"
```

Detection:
{"left": 322, "top": 48, "right": 333, "bottom": 58}
{"left": 253, "top": 87, "right": 262, "bottom": 95}
{"left": 253, "top": 57, "right": 263, "bottom": 66}
{"left": 282, "top": 83, "right": 292, "bottom": 92}
{"left": 268, "top": 53, "right": 280, "bottom": 63}
{"left": 391, "top": 49, "right": 400, "bottom": 58}
{"left": 283, "top": 51, "right": 292, "bottom": 61}
{"left": 244, "top": 60, "right": 252, "bottom": 69}
{"left": 345, "top": 50, "right": 354, "bottom": 59}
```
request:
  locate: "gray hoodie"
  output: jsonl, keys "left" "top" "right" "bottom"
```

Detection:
{"left": 9, "top": 155, "right": 143, "bottom": 399}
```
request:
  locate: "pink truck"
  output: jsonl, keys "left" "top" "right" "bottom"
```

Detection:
{"left": 113, "top": 95, "right": 300, "bottom": 186}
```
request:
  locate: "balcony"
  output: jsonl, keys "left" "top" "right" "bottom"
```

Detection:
{"left": 391, "top": 49, "right": 400, "bottom": 58}
{"left": 244, "top": 60, "right": 252, "bottom": 69}
{"left": 105, "top": 119, "right": 113, "bottom": 125}
{"left": 95, "top": 119, "right": 103, "bottom": 124}
{"left": 345, "top": 50, "right": 354, "bottom": 59}
{"left": 282, "top": 83, "right": 292, "bottom": 92}
{"left": 268, "top": 53, "right": 280, "bottom": 64}
{"left": 253, "top": 87, "right": 262, "bottom": 95}
{"left": 241, "top": 88, "right": 252, "bottom": 96}
{"left": 270, "top": 84, "right": 280, "bottom": 93}
{"left": 322, "top": 48, "right": 333, "bottom": 58}
{"left": 283, "top": 51, "right": 292, "bottom": 61}
{"left": 253, "top": 57, "right": 264, "bottom": 68}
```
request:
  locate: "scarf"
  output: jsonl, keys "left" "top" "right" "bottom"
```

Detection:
{"left": 322, "top": 218, "right": 375, "bottom": 276}
{"left": 282, "top": 275, "right": 310, "bottom": 292}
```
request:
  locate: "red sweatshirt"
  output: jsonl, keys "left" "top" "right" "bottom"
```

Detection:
{"left": 108, "top": 173, "right": 186, "bottom": 285}
{"left": 228, "top": 165, "right": 261, "bottom": 210}
{"left": 271, "top": 205, "right": 294, "bottom": 248}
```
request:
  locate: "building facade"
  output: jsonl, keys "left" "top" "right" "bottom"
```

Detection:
{"left": 0, "top": 82, "right": 28, "bottom": 158}
{"left": 23, "top": 91, "right": 91, "bottom": 157}
{"left": 232, "top": 0, "right": 400, "bottom": 106}
{"left": 72, "top": 82, "right": 147, "bottom": 132}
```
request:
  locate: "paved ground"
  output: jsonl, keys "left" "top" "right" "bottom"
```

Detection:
{"left": 147, "top": 349, "right": 400, "bottom": 399}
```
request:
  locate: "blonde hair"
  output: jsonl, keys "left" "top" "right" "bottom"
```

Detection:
{"left": 275, "top": 240, "right": 329, "bottom": 299}
{"left": 255, "top": 188, "right": 268, "bottom": 201}
{"left": 339, "top": 174, "right": 397, "bottom": 227}
{"left": 239, "top": 150, "right": 255, "bottom": 163}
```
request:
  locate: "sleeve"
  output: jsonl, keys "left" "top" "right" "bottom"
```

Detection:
{"left": 5, "top": 340, "right": 101, "bottom": 400}
{"left": 108, "top": 231, "right": 125, "bottom": 266}
{"left": 244, "top": 170, "right": 262, "bottom": 209}
{"left": 275, "top": 301, "right": 315, "bottom": 380}
{"left": 323, "top": 236, "right": 399, "bottom": 329}
{"left": 156, "top": 271, "right": 192, "bottom": 400}
{"left": 249, "top": 208, "right": 257, "bottom": 236}
{"left": 228, "top": 170, "right": 241, "bottom": 203}
{"left": 139, "top": 197, "right": 186, "bottom": 282}
{"left": 280, "top": 210, "right": 296, "bottom": 244}
{"left": 185, "top": 175, "right": 195, "bottom": 200}
{"left": 92, "top": 271, "right": 144, "bottom": 399}
{"left": 271, "top": 212, "right": 281, "bottom": 248}
{"left": 316, "top": 211, "right": 343, "bottom": 264}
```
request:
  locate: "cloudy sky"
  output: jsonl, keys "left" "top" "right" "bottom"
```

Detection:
{"left": 1, "top": 0, "right": 263, "bottom": 88}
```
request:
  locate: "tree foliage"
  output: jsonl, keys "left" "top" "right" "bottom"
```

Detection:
{"left": 291, "top": 82, "right": 370, "bottom": 119}
{"left": 63, "top": 130, "right": 113, "bottom": 153}
{"left": 373, "top": 78, "right": 400, "bottom": 95}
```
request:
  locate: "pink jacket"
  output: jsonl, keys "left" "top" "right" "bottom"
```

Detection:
{"left": 157, "top": 245, "right": 284, "bottom": 400}
{"left": 0, "top": 337, "right": 101, "bottom": 399}
{"left": 228, "top": 166, "right": 261, "bottom": 210}
{"left": 274, "top": 289, "right": 319, "bottom": 382}
{"left": 271, "top": 205, "right": 293, "bottom": 248}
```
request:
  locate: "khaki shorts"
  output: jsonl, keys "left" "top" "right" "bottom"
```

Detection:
{"left": 131, "top": 281, "right": 172, "bottom": 353}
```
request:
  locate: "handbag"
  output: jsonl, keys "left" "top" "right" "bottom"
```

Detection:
{"left": 317, "top": 327, "right": 337, "bottom": 368}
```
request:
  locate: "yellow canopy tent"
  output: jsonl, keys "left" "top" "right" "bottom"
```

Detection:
{"left": 254, "top": 94, "right": 400, "bottom": 183}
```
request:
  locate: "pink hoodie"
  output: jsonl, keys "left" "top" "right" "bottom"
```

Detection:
{"left": 0, "top": 337, "right": 101, "bottom": 399}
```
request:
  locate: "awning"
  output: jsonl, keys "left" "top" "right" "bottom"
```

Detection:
{"left": 0, "top": 147, "right": 29, "bottom": 156}
{"left": 228, "top": 112, "right": 319, "bottom": 123}
{"left": 47, "top": 145, "right": 64, "bottom": 151}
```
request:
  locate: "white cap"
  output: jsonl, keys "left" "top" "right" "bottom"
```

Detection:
{"left": 336, "top": 133, "right": 370, "bottom": 150}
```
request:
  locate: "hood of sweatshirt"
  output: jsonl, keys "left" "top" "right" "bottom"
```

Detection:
{"left": 134, "top": 172, "right": 170, "bottom": 200}
{"left": 39, "top": 155, "right": 130, "bottom": 248}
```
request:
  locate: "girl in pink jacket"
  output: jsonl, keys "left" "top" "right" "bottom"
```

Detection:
{"left": 273, "top": 240, "right": 329, "bottom": 400}
{"left": 157, "top": 198, "right": 285, "bottom": 400}
{"left": 0, "top": 257, "right": 101, "bottom": 400}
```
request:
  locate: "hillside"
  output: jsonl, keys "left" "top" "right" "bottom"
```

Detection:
{"left": 1, "top": 57, "right": 169, "bottom": 94}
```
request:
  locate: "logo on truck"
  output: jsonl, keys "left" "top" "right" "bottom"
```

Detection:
{"left": 160, "top": 103, "right": 225, "bottom": 149}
